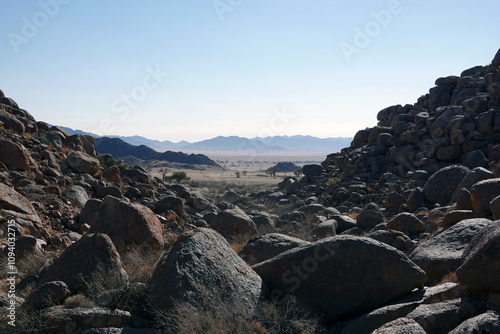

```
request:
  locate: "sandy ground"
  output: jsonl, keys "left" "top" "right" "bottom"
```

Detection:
{"left": 151, "top": 152, "right": 327, "bottom": 193}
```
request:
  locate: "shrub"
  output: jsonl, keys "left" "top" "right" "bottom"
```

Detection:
{"left": 98, "top": 155, "right": 116, "bottom": 169}
{"left": 117, "top": 163, "right": 129, "bottom": 170}
{"left": 169, "top": 172, "right": 190, "bottom": 183}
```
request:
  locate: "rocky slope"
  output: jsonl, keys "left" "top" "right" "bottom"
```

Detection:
{"left": 0, "top": 49, "right": 500, "bottom": 333}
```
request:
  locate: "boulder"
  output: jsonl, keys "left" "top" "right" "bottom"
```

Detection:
{"left": 0, "top": 139, "right": 31, "bottom": 171}
{"left": 78, "top": 198, "right": 102, "bottom": 226}
{"left": 382, "top": 192, "right": 407, "bottom": 210}
{"left": 253, "top": 235, "right": 426, "bottom": 322}
{"left": 251, "top": 215, "right": 276, "bottom": 233}
{"left": 456, "top": 222, "right": 500, "bottom": 292}
{"left": 96, "top": 186, "right": 122, "bottom": 199}
{"left": 442, "top": 210, "right": 483, "bottom": 227}
{"left": 490, "top": 195, "right": 500, "bottom": 220}
{"left": 357, "top": 209, "right": 385, "bottom": 230}
{"left": 191, "top": 195, "right": 217, "bottom": 211}
{"left": 423, "top": 165, "right": 469, "bottom": 205}
{"left": 23, "top": 281, "right": 70, "bottom": 310}
{"left": 63, "top": 134, "right": 96, "bottom": 156}
{"left": 66, "top": 151, "right": 100, "bottom": 175}
{"left": 0, "top": 183, "right": 38, "bottom": 216}
{"left": 299, "top": 203, "right": 325, "bottom": 215}
{"left": 372, "top": 318, "right": 426, "bottom": 334}
{"left": 409, "top": 218, "right": 492, "bottom": 285}
{"left": 63, "top": 185, "right": 89, "bottom": 209}
{"left": 386, "top": 213, "right": 424, "bottom": 236}
{"left": 407, "top": 187, "right": 428, "bottom": 212}
{"left": 302, "top": 164, "right": 323, "bottom": 178}
{"left": 330, "top": 215, "right": 357, "bottom": 233}
{"left": 341, "top": 302, "right": 422, "bottom": 334}
{"left": 449, "top": 311, "right": 500, "bottom": 334}
{"left": 121, "top": 168, "right": 150, "bottom": 184}
{"left": 38, "top": 306, "right": 136, "bottom": 333}
{"left": 149, "top": 228, "right": 262, "bottom": 317}
{"left": 366, "top": 230, "right": 416, "bottom": 252}
{"left": 222, "top": 189, "right": 240, "bottom": 203}
{"left": 3, "top": 235, "right": 43, "bottom": 260}
{"left": 154, "top": 195, "right": 185, "bottom": 218}
{"left": 314, "top": 220, "right": 337, "bottom": 239}
{"left": 470, "top": 178, "right": 500, "bottom": 216}
{"left": 493, "top": 48, "right": 500, "bottom": 68}
{"left": 407, "top": 298, "right": 482, "bottom": 334}
{"left": 210, "top": 208, "right": 258, "bottom": 244}
{"left": 0, "top": 110, "right": 25, "bottom": 134}
{"left": 239, "top": 233, "right": 310, "bottom": 265}
{"left": 39, "top": 233, "right": 128, "bottom": 293}
{"left": 102, "top": 166, "right": 121, "bottom": 183}
{"left": 451, "top": 167, "right": 495, "bottom": 202}
{"left": 89, "top": 196, "right": 165, "bottom": 255}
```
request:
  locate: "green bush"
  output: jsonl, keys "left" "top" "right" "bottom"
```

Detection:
{"left": 169, "top": 171, "right": 190, "bottom": 182}
{"left": 98, "top": 156, "right": 116, "bottom": 169}
{"left": 117, "top": 163, "right": 129, "bottom": 170}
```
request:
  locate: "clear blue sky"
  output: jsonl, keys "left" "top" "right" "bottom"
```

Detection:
{"left": 1, "top": 1, "right": 499, "bottom": 142}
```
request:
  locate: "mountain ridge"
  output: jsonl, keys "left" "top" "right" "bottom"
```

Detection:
{"left": 93, "top": 137, "right": 220, "bottom": 167}
{"left": 60, "top": 126, "right": 352, "bottom": 153}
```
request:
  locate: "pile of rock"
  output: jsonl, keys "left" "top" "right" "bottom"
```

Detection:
{"left": 0, "top": 49, "right": 499, "bottom": 333}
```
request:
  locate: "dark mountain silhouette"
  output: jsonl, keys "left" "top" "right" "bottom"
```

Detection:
{"left": 94, "top": 137, "right": 220, "bottom": 167}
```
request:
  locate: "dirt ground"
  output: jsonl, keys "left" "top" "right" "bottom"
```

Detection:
{"left": 151, "top": 152, "right": 327, "bottom": 196}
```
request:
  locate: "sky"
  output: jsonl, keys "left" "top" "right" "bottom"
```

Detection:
{"left": 1, "top": 1, "right": 499, "bottom": 142}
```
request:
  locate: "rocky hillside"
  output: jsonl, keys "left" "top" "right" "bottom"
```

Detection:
{"left": 0, "top": 49, "right": 499, "bottom": 333}
{"left": 94, "top": 137, "right": 220, "bottom": 168}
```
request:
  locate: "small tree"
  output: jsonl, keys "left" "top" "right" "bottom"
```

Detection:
{"left": 269, "top": 167, "right": 277, "bottom": 177}
{"left": 159, "top": 168, "right": 169, "bottom": 182}
{"left": 235, "top": 171, "right": 241, "bottom": 178}
{"left": 294, "top": 168, "right": 303, "bottom": 178}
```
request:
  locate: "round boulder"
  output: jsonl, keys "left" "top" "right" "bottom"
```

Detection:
{"left": 89, "top": 196, "right": 165, "bottom": 256}
{"left": 149, "top": 228, "right": 262, "bottom": 317}
{"left": 66, "top": 151, "right": 100, "bottom": 175}
{"left": 470, "top": 178, "right": 500, "bottom": 216}
{"left": 410, "top": 218, "right": 492, "bottom": 285}
{"left": 253, "top": 235, "right": 426, "bottom": 323}
{"left": 210, "top": 208, "right": 258, "bottom": 244}
{"left": 38, "top": 233, "right": 128, "bottom": 293}
{"left": 423, "top": 165, "right": 469, "bottom": 205}
{"left": 457, "top": 223, "right": 500, "bottom": 292}
{"left": 239, "top": 233, "right": 310, "bottom": 265}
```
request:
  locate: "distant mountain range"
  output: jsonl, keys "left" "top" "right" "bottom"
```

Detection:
{"left": 60, "top": 126, "right": 352, "bottom": 153}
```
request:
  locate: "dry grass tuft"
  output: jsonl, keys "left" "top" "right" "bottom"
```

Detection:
{"left": 121, "top": 246, "right": 162, "bottom": 284}
{"left": 64, "top": 294, "right": 96, "bottom": 309}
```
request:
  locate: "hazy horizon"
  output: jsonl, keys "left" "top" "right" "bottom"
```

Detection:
{"left": 2, "top": 1, "right": 499, "bottom": 142}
